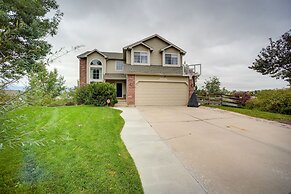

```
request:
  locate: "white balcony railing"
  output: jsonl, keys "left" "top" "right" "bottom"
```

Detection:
{"left": 183, "top": 63, "right": 201, "bottom": 78}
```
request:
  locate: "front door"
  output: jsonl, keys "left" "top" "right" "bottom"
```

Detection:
{"left": 116, "top": 83, "right": 122, "bottom": 98}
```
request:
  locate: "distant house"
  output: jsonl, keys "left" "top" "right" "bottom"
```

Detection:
{"left": 77, "top": 34, "right": 194, "bottom": 106}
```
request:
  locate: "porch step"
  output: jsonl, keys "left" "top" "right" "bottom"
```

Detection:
{"left": 115, "top": 100, "right": 128, "bottom": 107}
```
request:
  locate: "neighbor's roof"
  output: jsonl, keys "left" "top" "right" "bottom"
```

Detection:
{"left": 77, "top": 50, "right": 123, "bottom": 60}
{"left": 123, "top": 34, "right": 186, "bottom": 54}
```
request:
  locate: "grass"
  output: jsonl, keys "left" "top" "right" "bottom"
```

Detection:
{"left": 0, "top": 106, "right": 143, "bottom": 193}
{"left": 207, "top": 105, "right": 291, "bottom": 122}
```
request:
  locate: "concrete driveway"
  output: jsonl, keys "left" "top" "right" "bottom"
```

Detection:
{"left": 137, "top": 106, "right": 291, "bottom": 194}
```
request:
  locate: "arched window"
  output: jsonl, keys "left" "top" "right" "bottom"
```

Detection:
{"left": 90, "top": 59, "right": 102, "bottom": 80}
{"left": 90, "top": 59, "right": 102, "bottom": 66}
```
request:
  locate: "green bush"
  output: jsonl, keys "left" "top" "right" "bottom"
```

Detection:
{"left": 75, "top": 82, "right": 117, "bottom": 106}
{"left": 246, "top": 89, "right": 291, "bottom": 115}
{"left": 47, "top": 88, "right": 77, "bottom": 107}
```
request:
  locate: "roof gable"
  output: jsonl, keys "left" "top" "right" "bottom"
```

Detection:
{"left": 123, "top": 34, "right": 186, "bottom": 54}
{"left": 77, "top": 49, "right": 107, "bottom": 59}
{"left": 127, "top": 42, "right": 153, "bottom": 51}
{"left": 77, "top": 50, "right": 123, "bottom": 60}
{"left": 160, "top": 45, "right": 183, "bottom": 52}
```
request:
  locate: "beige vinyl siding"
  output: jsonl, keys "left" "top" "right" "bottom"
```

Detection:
{"left": 87, "top": 52, "right": 106, "bottom": 82}
{"left": 164, "top": 47, "right": 180, "bottom": 54}
{"left": 126, "top": 50, "right": 131, "bottom": 64}
{"left": 106, "top": 60, "right": 124, "bottom": 73}
{"left": 135, "top": 75, "right": 188, "bottom": 106}
{"left": 144, "top": 37, "right": 168, "bottom": 66}
{"left": 125, "top": 37, "right": 184, "bottom": 66}
{"left": 132, "top": 44, "right": 149, "bottom": 52}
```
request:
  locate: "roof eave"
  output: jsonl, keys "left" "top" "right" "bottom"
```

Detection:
{"left": 160, "top": 45, "right": 186, "bottom": 55}
{"left": 77, "top": 49, "right": 108, "bottom": 59}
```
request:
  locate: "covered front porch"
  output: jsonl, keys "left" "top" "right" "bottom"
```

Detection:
{"left": 104, "top": 73, "right": 127, "bottom": 99}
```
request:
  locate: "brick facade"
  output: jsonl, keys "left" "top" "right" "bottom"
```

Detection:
{"left": 79, "top": 58, "right": 87, "bottom": 86}
{"left": 126, "top": 75, "right": 135, "bottom": 105}
{"left": 188, "top": 77, "right": 194, "bottom": 98}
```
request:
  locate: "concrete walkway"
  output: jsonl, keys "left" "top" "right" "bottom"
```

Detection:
{"left": 118, "top": 107, "right": 206, "bottom": 194}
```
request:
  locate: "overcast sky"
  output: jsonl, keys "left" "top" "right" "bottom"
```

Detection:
{"left": 47, "top": 0, "right": 291, "bottom": 90}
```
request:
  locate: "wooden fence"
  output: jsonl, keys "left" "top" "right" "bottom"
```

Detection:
{"left": 197, "top": 94, "right": 242, "bottom": 107}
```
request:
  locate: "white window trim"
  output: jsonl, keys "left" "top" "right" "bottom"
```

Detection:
{"left": 162, "top": 52, "right": 180, "bottom": 67}
{"left": 131, "top": 50, "right": 150, "bottom": 66}
{"left": 115, "top": 61, "right": 124, "bottom": 71}
{"left": 88, "top": 59, "right": 103, "bottom": 82}
{"left": 90, "top": 67, "right": 103, "bottom": 81}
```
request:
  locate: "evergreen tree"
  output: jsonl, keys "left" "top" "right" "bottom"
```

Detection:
{"left": 249, "top": 30, "right": 291, "bottom": 86}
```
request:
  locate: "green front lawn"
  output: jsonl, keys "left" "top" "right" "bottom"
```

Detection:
{"left": 0, "top": 106, "right": 143, "bottom": 193}
{"left": 208, "top": 105, "right": 291, "bottom": 122}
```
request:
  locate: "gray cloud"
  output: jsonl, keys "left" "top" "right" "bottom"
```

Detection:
{"left": 47, "top": 0, "right": 291, "bottom": 90}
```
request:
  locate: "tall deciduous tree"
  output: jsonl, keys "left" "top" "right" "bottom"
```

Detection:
{"left": 249, "top": 30, "right": 291, "bottom": 86}
{"left": 0, "top": 0, "right": 63, "bottom": 86}
{"left": 203, "top": 76, "right": 222, "bottom": 94}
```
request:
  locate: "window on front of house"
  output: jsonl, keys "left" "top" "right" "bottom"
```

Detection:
{"left": 90, "top": 59, "right": 102, "bottom": 66}
{"left": 90, "top": 59, "right": 102, "bottom": 80}
{"left": 116, "top": 61, "right": 124, "bottom": 71}
{"left": 90, "top": 67, "right": 102, "bottom": 80}
{"left": 134, "top": 52, "right": 148, "bottom": 64}
{"left": 165, "top": 53, "right": 178, "bottom": 65}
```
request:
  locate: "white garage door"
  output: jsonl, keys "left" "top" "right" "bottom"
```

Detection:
{"left": 135, "top": 81, "right": 188, "bottom": 106}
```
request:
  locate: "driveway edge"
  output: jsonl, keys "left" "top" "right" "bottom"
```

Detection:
{"left": 117, "top": 107, "right": 206, "bottom": 194}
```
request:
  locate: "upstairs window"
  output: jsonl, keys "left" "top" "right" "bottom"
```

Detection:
{"left": 90, "top": 59, "right": 102, "bottom": 80}
{"left": 90, "top": 59, "right": 102, "bottom": 66}
{"left": 91, "top": 68, "right": 101, "bottom": 79}
{"left": 115, "top": 61, "right": 124, "bottom": 71}
{"left": 165, "top": 53, "right": 178, "bottom": 65}
{"left": 134, "top": 52, "right": 148, "bottom": 64}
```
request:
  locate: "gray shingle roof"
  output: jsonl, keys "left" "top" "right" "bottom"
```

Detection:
{"left": 104, "top": 73, "right": 126, "bottom": 80}
{"left": 101, "top": 52, "right": 123, "bottom": 60}
{"left": 77, "top": 50, "right": 123, "bottom": 60}
{"left": 124, "top": 64, "right": 184, "bottom": 76}
{"left": 77, "top": 51, "right": 91, "bottom": 58}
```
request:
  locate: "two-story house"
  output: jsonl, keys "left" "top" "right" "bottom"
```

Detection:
{"left": 77, "top": 34, "right": 194, "bottom": 106}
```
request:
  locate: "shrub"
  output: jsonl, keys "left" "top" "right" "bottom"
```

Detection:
{"left": 48, "top": 88, "right": 77, "bottom": 107}
{"left": 246, "top": 89, "right": 291, "bottom": 115}
{"left": 75, "top": 82, "right": 117, "bottom": 106}
{"left": 232, "top": 91, "right": 251, "bottom": 106}
{"left": 47, "top": 89, "right": 76, "bottom": 107}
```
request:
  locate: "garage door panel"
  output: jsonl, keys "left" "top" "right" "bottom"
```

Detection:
{"left": 136, "top": 81, "right": 188, "bottom": 106}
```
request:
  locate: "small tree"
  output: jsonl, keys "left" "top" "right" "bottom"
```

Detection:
{"left": 203, "top": 76, "right": 222, "bottom": 94}
{"left": 26, "top": 65, "right": 65, "bottom": 105}
{"left": 249, "top": 29, "right": 291, "bottom": 86}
